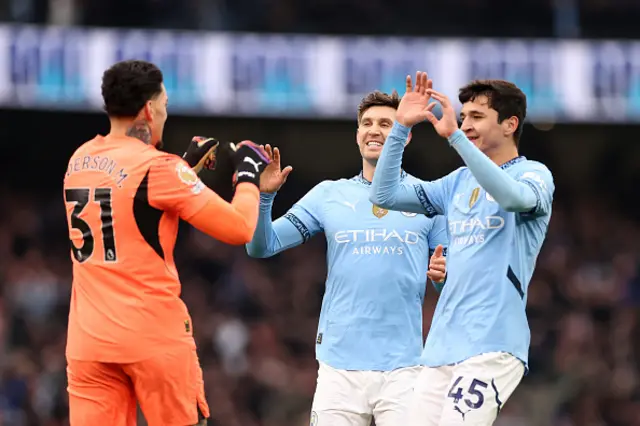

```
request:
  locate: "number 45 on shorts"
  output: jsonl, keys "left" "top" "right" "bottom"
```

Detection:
{"left": 440, "top": 353, "right": 525, "bottom": 425}
{"left": 409, "top": 352, "right": 525, "bottom": 426}
{"left": 447, "top": 376, "right": 487, "bottom": 412}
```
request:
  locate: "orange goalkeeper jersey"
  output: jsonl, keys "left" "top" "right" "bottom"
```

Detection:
{"left": 64, "top": 135, "right": 259, "bottom": 363}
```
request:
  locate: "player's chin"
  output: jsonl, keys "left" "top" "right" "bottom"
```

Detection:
{"left": 363, "top": 147, "right": 382, "bottom": 159}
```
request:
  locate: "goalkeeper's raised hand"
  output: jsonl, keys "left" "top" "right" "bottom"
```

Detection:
{"left": 230, "top": 141, "right": 271, "bottom": 187}
{"left": 182, "top": 136, "right": 220, "bottom": 174}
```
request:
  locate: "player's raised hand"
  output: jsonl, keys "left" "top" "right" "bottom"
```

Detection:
{"left": 259, "top": 144, "right": 293, "bottom": 193}
{"left": 424, "top": 89, "right": 460, "bottom": 138}
{"left": 427, "top": 244, "right": 447, "bottom": 284}
{"left": 395, "top": 71, "right": 433, "bottom": 127}
{"left": 229, "top": 140, "right": 271, "bottom": 188}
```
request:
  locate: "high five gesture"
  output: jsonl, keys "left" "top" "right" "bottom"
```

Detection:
{"left": 395, "top": 71, "right": 433, "bottom": 127}
{"left": 424, "top": 89, "right": 460, "bottom": 139}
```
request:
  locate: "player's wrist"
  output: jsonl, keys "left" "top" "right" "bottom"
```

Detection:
{"left": 393, "top": 120, "right": 413, "bottom": 133}
{"left": 447, "top": 129, "right": 466, "bottom": 145}
{"left": 260, "top": 192, "right": 277, "bottom": 202}
{"left": 232, "top": 142, "right": 270, "bottom": 188}
{"left": 391, "top": 121, "right": 412, "bottom": 140}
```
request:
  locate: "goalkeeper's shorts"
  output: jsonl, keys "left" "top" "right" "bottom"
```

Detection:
{"left": 67, "top": 343, "right": 209, "bottom": 426}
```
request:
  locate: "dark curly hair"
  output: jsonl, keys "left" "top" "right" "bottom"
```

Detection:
{"left": 101, "top": 60, "right": 164, "bottom": 118}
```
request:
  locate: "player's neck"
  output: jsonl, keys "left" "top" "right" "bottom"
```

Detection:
{"left": 362, "top": 160, "right": 376, "bottom": 182}
{"left": 109, "top": 118, "right": 153, "bottom": 145}
{"left": 485, "top": 144, "right": 520, "bottom": 167}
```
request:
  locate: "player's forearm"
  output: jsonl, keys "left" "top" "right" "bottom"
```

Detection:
{"left": 448, "top": 130, "right": 538, "bottom": 212}
{"left": 245, "top": 193, "right": 305, "bottom": 258}
{"left": 370, "top": 122, "right": 419, "bottom": 210}
{"left": 188, "top": 183, "right": 260, "bottom": 245}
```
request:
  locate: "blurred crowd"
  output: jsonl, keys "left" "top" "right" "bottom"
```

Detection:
{"left": 1, "top": 0, "right": 640, "bottom": 38}
{"left": 0, "top": 184, "right": 638, "bottom": 426}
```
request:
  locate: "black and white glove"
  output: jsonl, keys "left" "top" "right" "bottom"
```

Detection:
{"left": 230, "top": 141, "right": 270, "bottom": 187}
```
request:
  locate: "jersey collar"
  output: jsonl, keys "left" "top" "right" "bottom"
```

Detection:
{"left": 355, "top": 170, "right": 407, "bottom": 186}
{"left": 500, "top": 156, "right": 526, "bottom": 170}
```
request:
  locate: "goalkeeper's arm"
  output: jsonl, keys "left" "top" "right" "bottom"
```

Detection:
{"left": 182, "top": 141, "right": 271, "bottom": 245}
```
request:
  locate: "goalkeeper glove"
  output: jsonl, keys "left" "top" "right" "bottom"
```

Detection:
{"left": 182, "top": 136, "right": 220, "bottom": 174}
{"left": 230, "top": 141, "right": 270, "bottom": 187}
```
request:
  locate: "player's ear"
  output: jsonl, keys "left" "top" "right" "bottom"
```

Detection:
{"left": 143, "top": 101, "right": 154, "bottom": 123}
{"left": 502, "top": 116, "right": 518, "bottom": 138}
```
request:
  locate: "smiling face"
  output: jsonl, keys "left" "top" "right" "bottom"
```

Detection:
{"left": 357, "top": 105, "right": 397, "bottom": 163}
{"left": 457, "top": 80, "right": 527, "bottom": 154}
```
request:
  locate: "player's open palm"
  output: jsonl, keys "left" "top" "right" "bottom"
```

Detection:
{"left": 427, "top": 244, "right": 446, "bottom": 284}
{"left": 424, "top": 89, "right": 460, "bottom": 138}
{"left": 396, "top": 71, "right": 433, "bottom": 127}
{"left": 259, "top": 144, "right": 293, "bottom": 193}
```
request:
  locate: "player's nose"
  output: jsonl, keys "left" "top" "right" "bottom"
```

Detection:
{"left": 461, "top": 119, "right": 474, "bottom": 133}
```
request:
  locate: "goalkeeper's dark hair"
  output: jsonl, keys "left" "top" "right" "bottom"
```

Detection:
{"left": 459, "top": 79, "right": 527, "bottom": 146}
{"left": 101, "top": 60, "right": 164, "bottom": 118}
{"left": 357, "top": 90, "right": 401, "bottom": 124}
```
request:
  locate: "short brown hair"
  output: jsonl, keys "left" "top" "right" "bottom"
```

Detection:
{"left": 357, "top": 90, "right": 400, "bottom": 123}
{"left": 458, "top": 80, "right": 527, "bottom": 145}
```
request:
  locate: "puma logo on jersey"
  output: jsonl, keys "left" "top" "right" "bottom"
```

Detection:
{"left": 243, "top": 157, "right": 263, "bottom": 172}
{"left": 341, "top": 201, "right": 358, "bottom": 212}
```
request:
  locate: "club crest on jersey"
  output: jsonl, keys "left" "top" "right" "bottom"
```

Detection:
{"left": 310, "top": 411, "right": 318, "bottom": 426}
{"left": 372, "top": 204, "right": 388, "bottom": 218}
{"left": 469, "top": 187, "right": 481, "bottom": 208}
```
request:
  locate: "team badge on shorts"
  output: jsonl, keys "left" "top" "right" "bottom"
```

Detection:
{"left": 310, "top": 411, "right": 318, "bottom": 426}
{"left": 372, "top": 204, "right": 388, "bottom": 218}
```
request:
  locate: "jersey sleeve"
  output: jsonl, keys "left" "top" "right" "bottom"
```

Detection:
{"left": 428, "top": 215, "right": 449, "bottom": 257}
{"left": 411, "top": 175, "right": 454, "bottom": 217}
{"left": 282, "top": 181, "right": 328, "bottom": 242}
{"left": 147, "top": 154, "right": 261, "bottom": 245}
{"left": 370, "top": 122, "right": 455, "bottom": 217}
{"left": 245, "top": 193, "right": 306, "bottom": 258}
{"left": 516, "top": 163, "right": 555, "bottom": 217}
{"left": 147, "top": 154, "right": 210, "bottom": 218}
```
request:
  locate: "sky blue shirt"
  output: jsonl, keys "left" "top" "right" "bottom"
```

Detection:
{"left": 371, "top": 123, "right": 555, "bottom": 369}
{"left": 246, "top": 172, "right": 448, "bottom": 371}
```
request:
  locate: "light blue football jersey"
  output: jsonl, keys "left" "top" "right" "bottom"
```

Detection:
{"left": 246, "top": 172, "right": 448, "bottom": 371}
{"left": 371, "top": 124, "right": 555, "bottom": 369}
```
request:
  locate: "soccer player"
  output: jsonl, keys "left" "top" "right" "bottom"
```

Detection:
{"left": 370, "top": 72, "right": 555, "bottom": 426}
{"left": 245, "top": 91, "right": 448, "bottom": 426}
{"left": 63, "top": 60, "right": 269, "bottom": 426}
